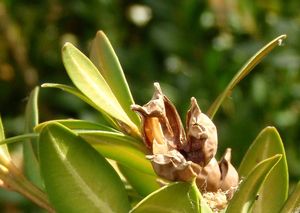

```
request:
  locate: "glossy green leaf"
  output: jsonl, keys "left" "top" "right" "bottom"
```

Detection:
{"left": 281, "top": 181, "right": 300, "bottom": 213}
{"left": 90, "top": 31, "right": 140, "bottom": 126}
{"left": 238, "top": 127, "right": 288, "bottom": 213}
{"left": 226, "top": 154, "right": 282, "bottom": 213}
{"left": 23, "top": 87, "right": 43, "bottom": 189}
{"left": 36, "top": 120, "right": 150, "bottom": 174}
{"left": 39, "top": 123, "right": 130, "bottom": 213}
{"left": 41, "top": 83, "right": 119, "bottom": 129}
{"left": 118, "top": 164, "right": 159, "bottom": 197}
{"left": 207, "top": 35, "right": 287, "bottom": 119}
{"left": 62, "top": 43, "right": 139, "bottom": 136}
{"left": 78, "top": 130, "right": 154, "bottom": 175}
{"left": 0, "top": 115, "right": 10, "bottom": 164}
{"left": 130, "top": 181, "right": 212, "bottom": 213}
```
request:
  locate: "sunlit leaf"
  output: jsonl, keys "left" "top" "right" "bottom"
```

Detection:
{"left": 238, "top": 127, "right": 288, "bottom": 213}
{"left": 130, "top": 181, "right": 212, "bottom": 213}
{"left": 207, "top": 35, "right": 287, "bottom": 119}
{"left": 78, "top": 130, "right": 154, "bottom": 175}
{"left": 90, "top": 31, "right": 140, "bottom": 126}
{"left": 118, "top": 164, "right": 159, "bottom": 197}
{"left": 36, "top": 120, "right": 151, "bottom": 174}
{"left": 226, "top": 155, "right": 282, "bottom": 212}
{"left": 62, "top": 43, "right": 139, "bottom": 136}
{"left": 281, "top": 181, "right": 300, "bottom": 213}
{"left": 39, "top": 123, "right": 130, "bottom": 213}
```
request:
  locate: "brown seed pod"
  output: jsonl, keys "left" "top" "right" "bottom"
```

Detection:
{"left": 131, "top": 83, "right": 186, "bottom": 151}
{"left": 184, "top": 97, "right": 218, "bottom": 166}
{"left": 219, "top": 148, "right": 239, "bottom": 200}
{"left": 147, "top": 149, "right": 201, "bottom": 182}
{"left": 131, "top": 83, "right": 239, "bottom": 200}
{"left": 196, "top": 157, "right": 221, "bottom": 192}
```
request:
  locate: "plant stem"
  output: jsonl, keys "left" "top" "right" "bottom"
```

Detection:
{"left": 2, "top": 163, "right": 55, "bottom": 212}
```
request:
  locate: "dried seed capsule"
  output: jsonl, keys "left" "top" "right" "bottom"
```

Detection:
{"left": 147, "top": 149, "right": 201, "bottom": 182}
{"left": 219, "top": 148, "right": 239, "bottom": 200}
{"left": 184, "top": 97, "right": 218, "bottom": 166}
{"left": 131, "top": 83, "right": 186, "bottom": 151}
{"left": 196, "top": 157, "right": 221, "bottom": 192}
{"left": 131, "top": 83, "right": 239, "bottom": 200}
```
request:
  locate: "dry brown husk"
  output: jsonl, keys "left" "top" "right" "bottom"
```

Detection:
{"left": 132, "top": 82, "right": 239, "bottom": 206}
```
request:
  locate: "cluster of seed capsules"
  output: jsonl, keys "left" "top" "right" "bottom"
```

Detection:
{"left": 132, "top": 83, "right": 239, "bottom": 200}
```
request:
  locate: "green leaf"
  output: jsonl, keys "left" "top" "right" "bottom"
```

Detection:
{"left": 39, "top": 122, "right": 130, "bottom": 213}
{"left": 90, "top": 31, "right": 140, "bottom": 126}
{"left": 0, "top": 116, "right": 9, "bottom": 152}
{"left": 0, "top": 115, "right": 5, "bottom": 141}
{"left": 0, "top": 115, "right": 10, "bottom": 164}
{"left": 62, "top": 42, "right": 139, "bottom": 136}
{"left": 0, "top": 133, "right": 38, "bottom": 145}
{"left": 130, "top": 181, "right": 212, "bottom": 213}
{"left": 207, "top": 35, "right": 287, "bottom": 119}
{"left": 281, "top": 181, "right": 300, "bottom": 213}
{"left": 226, "top": 154, "right": 282, "bottom": 213}
{"left": 118, "top": 164, "right": 160, "bottom": 197}
{"left": 238, "top": 127, "right": 288, "bottom": 213}
{"left": 41, "top": 83, "right": 120, "bottom": 129}
{"left": 78, "top": 130, "right": 154, "bottom": 175}
{"left": 23, "top": 87, "right": 43, "bottom": 189}
{"left": 36, "top": 120, "right": 151, "bottom": 174}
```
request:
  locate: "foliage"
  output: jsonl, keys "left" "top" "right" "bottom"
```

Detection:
{"left": 1, "top": 1, "right": 300, "bottom": 187}
{"left": 0, "top": 31, "right": 299, "bottom": 212}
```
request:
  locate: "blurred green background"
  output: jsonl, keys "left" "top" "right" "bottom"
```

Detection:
{"left": 0, "top": 0, "right": 300, "bottom": 211}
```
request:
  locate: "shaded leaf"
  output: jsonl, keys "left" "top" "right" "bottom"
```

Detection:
{"left": 118, "top": 164, "right": 160, "bottom": 197}
{"left": 281, "top": 181, "right": 300, "bottom": 213}
{"left": 226, "top": 155, "right": 282, "bottom": 213}
{"left": 78, "top": 130, "right": 154, "bottom": 175}
{"left": 0, "top": 115, "right": 10, "bottom": 162}
{"left": 207, "top": 35, "right": 287, "bottom": 119}
{"left": 238, "top": 127, "right": 288, "bottom": 213}
{"left": 39, "top": 123, "right": 130, "bottom": 213}
{"left": 130, "top": 181, "right": 212, "bottom": 213}
{"left": 90, "top": 31, "right": 140, "bottom": 126}
{"left": 23, "top": 87, "right": 43, "bottom": 189}
{"left": 62, "top": 43, "right": 139, "bottom": 136}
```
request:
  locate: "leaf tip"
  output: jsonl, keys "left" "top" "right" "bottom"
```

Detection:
{"left": 264, "top": 126, "right": 277, "bottom": 132}
{"left": 95, "top": 30, "right": 109, "bottom": 44}
{"left": 96, "top": 30, "right": 105, "bottom": 37}
{"left": 62, "top": 42, "right": 75, "bottom": 53}
{"left": 41, "top": 83, "right": 49, "bottom": 88}
{"left": 280, "top": 34, "right": 287, "bottom": 39}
